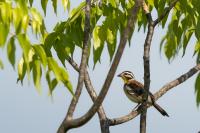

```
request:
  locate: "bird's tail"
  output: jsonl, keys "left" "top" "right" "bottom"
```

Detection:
{"left": 153, "top": 103, "right": 169, "bottom": 117}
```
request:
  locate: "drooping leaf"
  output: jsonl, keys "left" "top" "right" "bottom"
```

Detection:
{"left": 30, "top": 8, "right": 43, "bottom": 34}
{"left": 44, "top": 32, "right": 58, "bottom": 56}
{"left": 21, "top": 15, "right": 29, "bottom": 32}
{"left": 41, "top": 0, "right": 48, "bottom": 15}
{"left": 51, "top": 0, "right": 57, "bottom": 14}
{"left": 29, "top": 0, "right": 34, "bottom": 6}
{"left": 33, "top": 45, "right": 47, "bottom": 68}
{"left": 195, "top": 73, "right": 200, "bottom": 107}
{"left": 106, "top": 28, "right": 116, "bottom": 60}
{"left": 93, "top": 44, "right": 104, "bottom": 68}
{"left": 17, "top": 58, "right": 27, "bottom": 84}
{"left": 62, "top": 0, "right": 70, "bottom": 11}
{"left": 47, "top": 57, "right": 73, "bottom": 94}
{"left": 12, "top": 7, "right": 22, "bottom": 34}
{"left": 0, "top": 22, "right": 9, "bottom": 47}
{"left": 182, "top": 30, "right": 193, "bottom": 56}
{"left": 93, "top": 26, "right": 101, "bottom": 50}
{"left": 17, "top": 34, "right": 31, "bottom": 75}
{"left": 60, "top": 68, "right": 73, "bottom": 95}
{"left": 46, "top": 71, "right": 58, "bottom": 94}
{"left": 50, "top": 78, "right": 58, "bottom": 93}
{"left": 194, "top": 41, "right": 200, "bottom": 56}
{"left": 164, "top": 33, "right": 177, "bottom": 61}
{"left": 7, "top": 36, "right": 16, "bottom": 68}
{"left": 33, "top": 60, "right": 42, "bottom": 93}
{"left": 0, "top": 59, "right": 4, "bottom": 69}
{"left": 195, "top": 18, "right": 200, "bottom": 40}
{"left": 69, "top": 2, "right": 85, "bottom": 22}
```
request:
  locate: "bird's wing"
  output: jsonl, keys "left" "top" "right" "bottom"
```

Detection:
{"left": 125, "top": 80, "right": 145, "bottom": 96}
{"left": 126, "top": 80, "right": 155, "bottom": 100}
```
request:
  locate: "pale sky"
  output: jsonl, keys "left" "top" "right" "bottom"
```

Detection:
{"left": 0, "top": 1, "right": 200, "bottom": 133}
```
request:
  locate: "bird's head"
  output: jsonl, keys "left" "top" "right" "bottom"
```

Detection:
{"left": 117, "top": 71, "right": 135, "bottom": 83}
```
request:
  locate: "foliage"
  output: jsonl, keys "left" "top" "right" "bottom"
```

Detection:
{"left": 0, "top": 0, "right": 200, "bottom": 104}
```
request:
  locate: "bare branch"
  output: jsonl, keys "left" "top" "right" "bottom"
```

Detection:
{"left": 62, "top": 0, "right": 143, "bottom": 131}
{"left": 57, "top": 0, "right": 91, "bottom": 132}
{"left": 108, "top": 64, "right": 200, "bottom": 126}
{"left": 67, "top": 57, "right": 109, "bottom": 133}
{"left": 154, "top": 64, "right": 200, "bottom": 100}
{"left": 140, "top": 1, "right": 154, "bottom": 133}
{"left": 153, "top": 0, "right": 179, "bottom": 27}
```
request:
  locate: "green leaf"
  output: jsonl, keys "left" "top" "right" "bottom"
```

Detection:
{"left": 182, "top": 30, "right": 193, "bottom": 56}
{"left": 106, "top": 28, "right": 114, "bottom": 44}
{"left": 30, "top": 8, "right": 43, "bottom": 33}
{"left": 93, "top": 26, "right": 101, "bottom": 50}
{"left": 47, "top": 57, "right": 63, "bottom": 81}
{"left": 195, "top": 73, "right": 200, "bottom": 107}
{"left": 17, "top": 34, "right": 31, "bottom": 76}
{"left": 164, "top": 34, "right": 177, "bottom": 61}
{"left": 109, "top": 0, "right": 117, "bottom": 8}
{"left": 195, "top": 18, "right": 200, "bottom": 40}
{"left": 0, "top": 2, "right": 11, "bottom": 24}
{"left": 33, "top": 60, "right": 42, "bottom": 93}
{"left": 194, "top": 41, "right": 200, "bottom": 54}
{"left": 29, "top": 0, "right": 34, "bottom": 6}
{"left": 0, "top": 59, "right": 3, "bottom": 69}
{"left": 93, "top": 44, "right": 104, "bottom": 67}
{"left": 41, "top": 0, "right": 48, "bottom": 15}
{"left": 47, "top": 57, "right": 73, "bottom": 95}
{"left": 50, "top": 78, "right": 58, "bottom": 93}
{"left": 21, "top": 15, "right": 29, "bottom": 32}
{"left": 44, "top": 32, "right": 58, "bottom": 50}
{"left": 33, "top": 45, "right": 47, "bottom": 68}
{"left": 7, "top": 36, "right": 16, "bottom": 68}
{"left": 106, "top": 28, "right": 116, "bottom": 60}
{"left": 0, "top": 22, "right": 9, "bottom": 47}
{"left": 17, "top": 58, "right": 27, "bottom": 84}
{"left": 147, "top": 0, "right": 154, "bottom": 6}
{"left": 52, "top": 0, "right": 57, "bottom": 14}
{"left": 62, "top": 0, "right": 70, "bottom": 11}
{"left": 12, "top": 7, "right": 22, "bottom": 34}
{"left": 69, "top": 2, "right": 85, "bottom": 22}
{"left": 60, "top": 68, "right": 73, "bottom": 95}
{"left": 46, "top": 71, "right": 58, "bottom": 94}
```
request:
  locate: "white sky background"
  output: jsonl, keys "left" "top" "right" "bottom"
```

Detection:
{"left": 0, "top": 1, "right": 200, "bottom": 133}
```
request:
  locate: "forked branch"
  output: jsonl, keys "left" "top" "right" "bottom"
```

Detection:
{"left": 57, "top": 0, "right": 91, "bottom": 132}
{"left": 61, "top": 0, "right": 143, "bottom": 131}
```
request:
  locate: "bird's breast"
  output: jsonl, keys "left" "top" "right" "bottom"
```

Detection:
{"left": 123, "top": 85, "right": 143, "bottom": 103}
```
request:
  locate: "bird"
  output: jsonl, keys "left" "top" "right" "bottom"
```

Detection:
{"left": 118, "top": 71, "right": 169, "bottom": 117}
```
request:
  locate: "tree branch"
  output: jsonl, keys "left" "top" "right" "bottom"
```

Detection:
{"left": 62, "top": 0, "right": 143, "bottom": 131}
{"left": 153, "top": 0, "right": 179, "bottom": 27}
{"left": 57, "top": 0, "right": 91, "bottom": 132}
{"left": 66, "top": 57, "right": 110, "bottom": 133}
{"left": 108, "top": 64, "right": 200, "bottom": 126}
{"left": 140, "top": 1, "right": 154, "bottom": 133}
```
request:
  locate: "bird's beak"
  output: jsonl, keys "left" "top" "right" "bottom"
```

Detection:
{"left": 117, "top": 73, "right": 122, "bottom": 77}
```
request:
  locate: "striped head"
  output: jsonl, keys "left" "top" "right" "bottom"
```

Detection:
{"left": 118, "top": 71, "right": 135, "bottom": 83}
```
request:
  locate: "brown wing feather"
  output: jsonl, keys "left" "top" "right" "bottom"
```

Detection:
{"left": 126, "top": 80, "right": 155, "bottom": 100}
{"left": 125, "top": 80, "right": 145, "bottom": 96}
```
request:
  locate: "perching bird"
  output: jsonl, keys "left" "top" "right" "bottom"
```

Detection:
{"left": 118, "top": 71, "right": 169, "bottom": 117}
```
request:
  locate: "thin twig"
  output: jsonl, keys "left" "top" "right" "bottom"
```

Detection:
{"left": 108, "top": 64, "right": 200, "bottom": 126}
{"left": 153, "top": 0, "right": 179, "bottom": 27}
{"left": 57, "top": 0, "right": 91, "bottom": 132}
{"left": 62, "top": 0, "right": 143, "bottom": 131}
{"left": 140, "top": 1, "right": 154, "bottom": 133}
